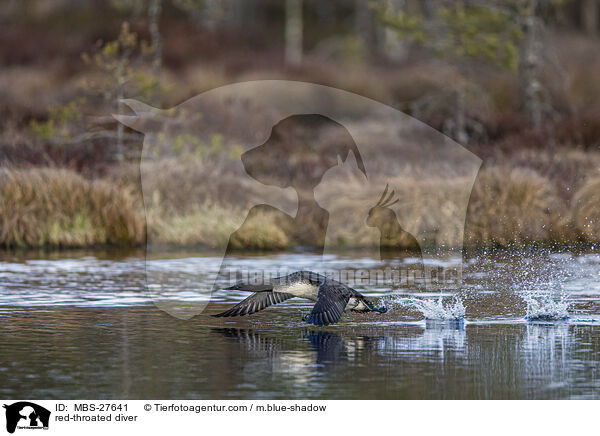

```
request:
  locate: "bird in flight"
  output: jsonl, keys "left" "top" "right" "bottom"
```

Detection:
{"left": 214, "top": 271, "right": 387, "bottom": 326}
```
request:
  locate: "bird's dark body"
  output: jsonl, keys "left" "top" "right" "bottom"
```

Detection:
{"left": 213, "top": 270, "right": 387, "bottom": 326}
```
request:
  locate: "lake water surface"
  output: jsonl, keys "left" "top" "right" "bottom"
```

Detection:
{"left": 1, "top": 249, "right": 599, "bottom": 399}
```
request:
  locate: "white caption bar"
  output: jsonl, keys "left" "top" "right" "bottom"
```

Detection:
{"left": 0, "top": 400, "right": 594, "bottom": 436}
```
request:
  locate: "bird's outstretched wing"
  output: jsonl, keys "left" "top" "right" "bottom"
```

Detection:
{"left": 213, "top": 292, "right": 295, "bottom": 317}
{"left": 304, "top": 282, "right": 350, "bottom": 327}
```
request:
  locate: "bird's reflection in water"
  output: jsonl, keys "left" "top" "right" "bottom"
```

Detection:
{"left": 304, "top": 330, "right": 390, "bottom": 366}
{"left": 213, "top": 325, "right": 467, "bottom": 370}
{"left": 212, "top": 328, "right": 317, "bottom": 387}
{"left": 213, "top": 328, "right": 387, "bottom": 371}
{"left": 304, "top": 330, "right": 348, "bottom": 365}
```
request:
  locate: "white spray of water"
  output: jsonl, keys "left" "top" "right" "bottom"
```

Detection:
{"left": 523, "top": 291, "right": 570, "bottom": 321}
{"left": 501, "top": 250, "right": 572, "bottom": 321}
{"left": 383, "top": 295, "right": 465, "bottom": 321}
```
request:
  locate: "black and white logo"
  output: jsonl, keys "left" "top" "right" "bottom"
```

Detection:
{"left": 3, "top": 402, "right": 50, "bottom": 434}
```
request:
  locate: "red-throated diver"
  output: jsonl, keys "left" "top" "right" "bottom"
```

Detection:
{"left": 213, "top": 271, "right": 387, "bottom": 326}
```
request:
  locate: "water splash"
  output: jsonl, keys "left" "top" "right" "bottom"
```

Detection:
{"left": 523, "top": 292, "right": 570, "bottom": 321}
{"left": 384, "top": 295, "right": 465, "bottom": 321}
{"left": 413, "top": 297, "right": 465, "bottom": 321}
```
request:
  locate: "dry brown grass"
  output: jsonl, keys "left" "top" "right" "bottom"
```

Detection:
{"left": 314, "top": 165, "right": 578, "bottom": 250}
{"left": 573, "top": 175, "right": 600, "bottom": 242}
{"left": 0, "top": 167, "right": 144, "bottom": 247}
{"left": 147, "top": 204, "right": 290, "bottom": 250}
{"left": 147, "top": 206, "right": 236, "bottom": 248}
{"left": 136, "top": 159, "right": 257, "bottom": 215}
{"left": 147, "top": 204, "right": 289, "bottom": 250}
{"left": 109, "top": 160, "right": 291, "bottom": 250}
{"left": 112, "top": 159, "right": 581, "bottom": 250}
{"left": 0, "top": 160, "right": 592, "bottom": 250}
{"left": 315, "top": 173, "right": 472, "bottom": 249}
{"left": 491, "top": 147, "right": 600, "bottom": 200}
{"left": 228, "top": 210, "right": 289, "bottom": 250}
{"left": 465, "top": 167, "right": 569, "bottom": 247}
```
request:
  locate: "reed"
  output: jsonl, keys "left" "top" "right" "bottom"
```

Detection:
{"left": 0, "top": 163, "right": 590, "bottom": 250}
{"left": 465, "top": 167, "right": 567, "bottom": 247}
{"left": 573, "top": 175, "right": 600, "bottom": 242}
{"left": 0, "top": 167, "right": 144, "bottom": 247}
{"left": 146, "top": 205, "right": 289, "bottom": 250}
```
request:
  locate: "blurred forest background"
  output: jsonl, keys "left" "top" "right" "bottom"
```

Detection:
{"left": 2, "top": 0, "right": 600, "bottom": 250}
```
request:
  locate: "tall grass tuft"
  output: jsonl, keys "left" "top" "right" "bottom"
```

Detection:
{"left": 315, "top": 172, "right": 472, "bottom": 249}
{"left": 0, "top": 168, "right": 144, "bottom": 247}
{"left": 573, "top": 175, "right": 600, "bottom": 242}
{"left": 0, "top": 164, "right": 585, "bottom": 250}
{"left": 465, "top": 167, "right": 566, "bottom": 247}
